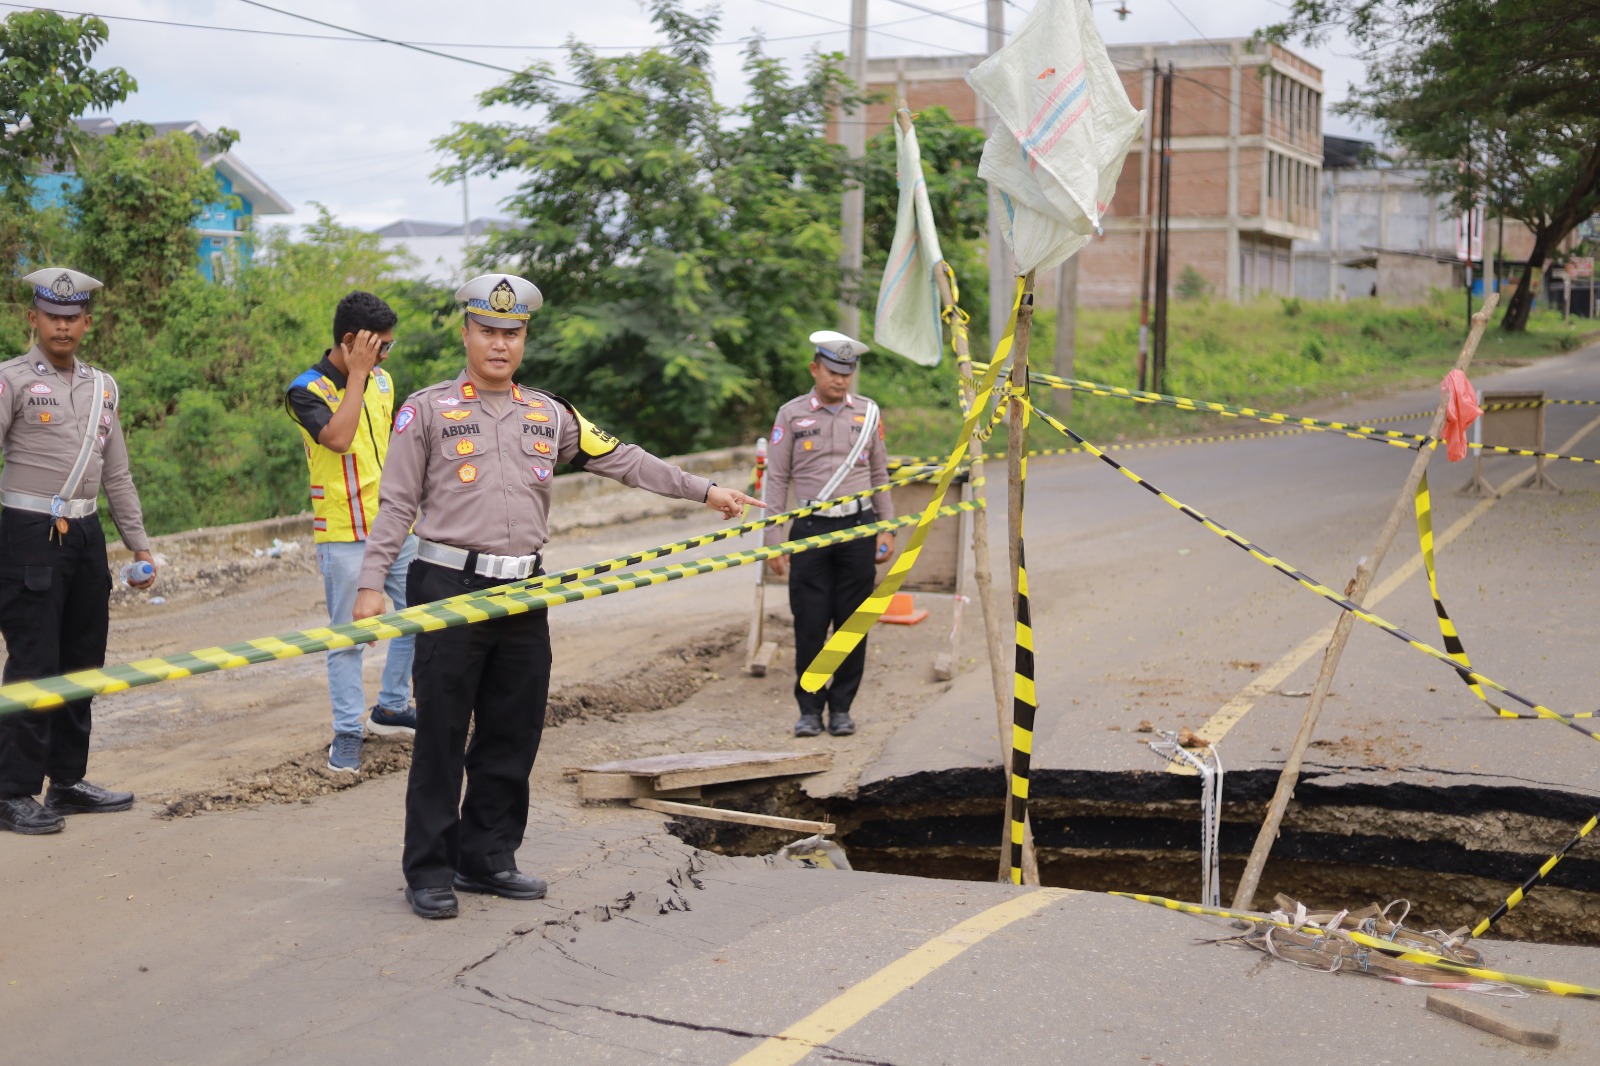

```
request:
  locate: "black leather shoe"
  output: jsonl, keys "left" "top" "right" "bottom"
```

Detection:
{"left": 794, "top": 714, "right": 823, "bottom": 737}
{"left": 827, "top": 712, "right": 856, "bottom": 736}
{"left": 405, "top": 885, "right": 459, "bottom": 919}
{"left": 452, "top": 869, "right": 548, "bottom": 900}
{"left": 0, "top": 795, "right": 65, "bottom": 835}
{"left": 44, "top": 779, "right": 134, "bottom": 814}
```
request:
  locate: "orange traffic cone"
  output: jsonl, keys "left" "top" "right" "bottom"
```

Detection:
{"left": 881, "top": 592, "right": 929, "bottom": 625}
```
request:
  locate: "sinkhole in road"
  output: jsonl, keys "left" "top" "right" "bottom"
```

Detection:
{"left": 660, "top": 770, "right": 1600, "bottom": 946}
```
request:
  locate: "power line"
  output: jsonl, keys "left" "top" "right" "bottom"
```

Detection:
{"left": 748, "top": 0, "right": 967, "bottom": 54}
{"left": 880, "top": 0, "right": 999, "bottom": 35}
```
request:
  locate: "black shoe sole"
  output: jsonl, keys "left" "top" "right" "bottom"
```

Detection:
{"left": 452, "top": 875, "right": 547, "bottom": 900}
{"left": 0, "top": 818, "right": 65, "bottom": 835}
{"left": 45, "top": 799, "right": 134, "bottom": 815}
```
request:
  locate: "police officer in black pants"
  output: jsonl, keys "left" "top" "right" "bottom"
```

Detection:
{"left": 0, "top": 268, "right": 155, "bottom": 835}
{"left": 354, "top": 274, "right": 761, "bottom": 919}
{"left": 764, "top": 331, "right": 895, "bottom": 738}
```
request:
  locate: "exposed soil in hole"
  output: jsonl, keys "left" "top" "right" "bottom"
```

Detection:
{"left": 655, "top": 774, "right": 1600, "bottom": 947}
{"left": 156, "top": 625, "right": 744, "bottom": 817}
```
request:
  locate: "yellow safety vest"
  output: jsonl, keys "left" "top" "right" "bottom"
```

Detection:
{"left": 291, "top": 366, "right": 395, "bottom": 543}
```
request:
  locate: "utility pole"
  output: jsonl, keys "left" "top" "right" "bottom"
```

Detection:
{"left": 1136, "top": 59, "right": 1157, "bottom": 391}
{"left": 1152, "top": 64, "right": 1174, "bottom": 394}
{"left": 461, "top": 170, "right": 472, "bottom": 280}
{"left": 1054, "top": 255, "right": 1079, "bottom": 419}
{"left": 838, "top": 0, "right": 869, "bottom": 338}
{"left": 985, "top": 0, "right": 1009, "bottom": 357}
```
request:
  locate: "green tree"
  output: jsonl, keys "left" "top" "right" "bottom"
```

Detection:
{"left": 1268, "top": 1, "right": 1600, "bottom": 332}
{"left": 0, "top": 10, "right": 134, "bottom": 294}
{"left": 436, "top": 0, "right": 850, "bottom": 455}
{"left": 69, "top": 123, "right": 237, "bottom": 352}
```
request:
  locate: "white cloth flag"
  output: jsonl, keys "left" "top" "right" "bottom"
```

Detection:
{"left": 965, "top": 0, "right": 1144, "bottom": 276}
{"left": 872, "top": 111, "right": 947, "bottom": 366}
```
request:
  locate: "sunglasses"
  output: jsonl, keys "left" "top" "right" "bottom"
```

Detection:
{"left": 378, "top": 340, "right": 397, "bottom": 355}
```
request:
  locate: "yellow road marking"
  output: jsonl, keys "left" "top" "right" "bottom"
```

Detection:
{"left": 1170, "top": 409, "right": 1600, "bottom": 772}
{"left": 729, "top": 888, "right": 1074, "bottom": 1065}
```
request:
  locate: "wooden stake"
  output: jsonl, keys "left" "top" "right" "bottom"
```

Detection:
{"left": 631, "top": 799, "right": 835, "bottom": 836}
{"left": 1230, "top": 292, "right": 1499, "bottom": 911}
{"left": 1006, "top": 268, "right": 1041, "bottom": 886}
{"left": 895, "top": 104, "right": 1039, "bottom": 884}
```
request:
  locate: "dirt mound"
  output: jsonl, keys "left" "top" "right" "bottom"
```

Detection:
{"left": 155, "top": 625, "right": 748, "bottom": 818}
{"left": 158, "top": 736, "right": 414, "bottom": 817}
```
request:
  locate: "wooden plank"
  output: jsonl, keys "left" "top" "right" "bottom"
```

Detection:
{"left": 577, "top": 775, "right": 702, "bottom": 801}
{"left": 631, "top": 798, "right": 835, "bottom": 835}
{"left": 1426, "top": 992, "right": 1560, "bottom": 1049}
{"left": 747, "top": 640, "right": 779, "bottom": 677}
{"left": 578, "top": 750, "right": 832, "bottom": 792}
{"left": 652, "top": 752, "right": 832, "bottom": 790}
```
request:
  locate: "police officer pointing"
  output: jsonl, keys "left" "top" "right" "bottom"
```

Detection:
{"left": 0, "top": 268, "right": 154, "bottom": 835}
{"left": 764, "top": 331, "right": 894, "bottom": 738}
{"left": 353, "top": 274, "right": 761, "bottom": 920}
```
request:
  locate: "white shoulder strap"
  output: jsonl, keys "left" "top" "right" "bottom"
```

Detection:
{"left": 816, "top": 399, "right": 878, "bottom": 503}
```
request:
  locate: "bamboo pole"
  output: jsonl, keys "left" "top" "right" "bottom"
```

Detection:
{"left": 894, "top": 104, "right": 1037, "bottom": 883}
{"left": 1230, "top": 292, "right": 1499, "bottom": 911}
{"left": 1006, "top": 268, "right": 1041, "bottom": 886}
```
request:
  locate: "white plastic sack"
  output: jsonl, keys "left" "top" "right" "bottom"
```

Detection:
{"left": 872, "top": 111, "right": 947, "bottom": 367}
{"left": 965, "top": 0, "right": 1144, "bottom": 276}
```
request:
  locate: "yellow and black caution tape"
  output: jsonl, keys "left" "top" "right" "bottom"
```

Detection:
{"left": 1009, "top": 390, "right": 1038, "bottom": 886}
{"left": 1024, "top": 403, "right": 1600, "bottom": 747}
{"left": 1484, "top": 398, "right": 1600, "bottom": 410}
{"left": 1471, "top": 813, "right": 1600, "bottom": 938}
{"left": 0, "top": 489, "right": 973, "bottom": 718}
{"left": 1110, "top": 893, "right": 1600, "bottom": 997}
{"left": 888, "top": 426, "right": 1314, "bottom": 471}
{"left": 798, "top": 278, "right": 1025, "bottom": 695}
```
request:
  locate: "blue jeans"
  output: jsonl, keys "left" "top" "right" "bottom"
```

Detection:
{"left": 316, "top": 535, "right": 418, "bottom": 736}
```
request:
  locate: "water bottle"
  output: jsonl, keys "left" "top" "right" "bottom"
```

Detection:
{"left": 119, "top": 560, "right": 154, "bottom": 586}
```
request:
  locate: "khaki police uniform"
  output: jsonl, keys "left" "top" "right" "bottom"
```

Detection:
{"left": 359, "top": 370, "right": 712, "bottom": 890}
{"left": 763, "top": 388, "right": 893, "bottom": 726}
{"left": 0, "top": 347, "right": 149, "bottom": 796}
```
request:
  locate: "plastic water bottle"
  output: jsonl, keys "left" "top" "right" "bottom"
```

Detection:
{"left": 119, "top": 560, "right": 154, "bottom": 586}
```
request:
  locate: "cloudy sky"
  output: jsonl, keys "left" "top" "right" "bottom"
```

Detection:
{"left": 34, "top": 0, "right": 1369, "bottom": 233}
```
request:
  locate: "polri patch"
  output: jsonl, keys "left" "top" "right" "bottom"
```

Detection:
{"left": 455, "top": 439, "right": 476, "bottom": 456}
{"left": 441, "top": 409, "right": 471, "bottom": 421}
{"left": 458, "top": 463, "right": 478, "bottom": 483}
{"left": 770, "top": 425, "right": 784, "bottom": 444}
{"left": 29, "top": 383, "right": 51, "bottom": 395}
{"left": 395, "top": 404, "right": 416, "bottom": 434}
{"left": 534, "top": 467, "right": 550, "bottom": 481}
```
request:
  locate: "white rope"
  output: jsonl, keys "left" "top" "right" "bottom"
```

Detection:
{"left": 1148, "top": 732, "right": 1224, "bottom": 907}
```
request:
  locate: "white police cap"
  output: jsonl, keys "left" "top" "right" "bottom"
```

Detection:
{"left": 456, "top": 273, "right": 543, "bottom": 327}
{"left": 809, "top": 329, "right": 869, "bottom": 373}
{"left": 21, "top": 267, "right": 102, "bottom": 317}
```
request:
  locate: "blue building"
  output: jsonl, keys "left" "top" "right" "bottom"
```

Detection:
{"left": 31, "top": 118, "right": 292, "bottom": 281}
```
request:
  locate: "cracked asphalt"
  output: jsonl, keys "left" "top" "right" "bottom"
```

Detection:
{"left": 6, "top": 346, "right": 1600, "bottom": 1063}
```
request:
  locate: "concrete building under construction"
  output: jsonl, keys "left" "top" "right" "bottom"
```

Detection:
{"left": 860, "top": 38, "right": 1324, "bottom": 307}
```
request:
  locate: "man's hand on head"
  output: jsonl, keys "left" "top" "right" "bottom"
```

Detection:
{"left": 342, "top": 330, "right": 382, "bottom": 380}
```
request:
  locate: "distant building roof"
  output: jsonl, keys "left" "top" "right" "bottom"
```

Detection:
{"left": 63, "top": 117, "right": 293, "bottom": 215}
{"left": 1324, "top": 135, "right": 1376, "bottom": 170}
{"left": 374, "top": 218, "right": 510, "bottom": 238}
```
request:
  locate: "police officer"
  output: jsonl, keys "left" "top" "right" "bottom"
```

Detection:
{"left": 353, "top": 274, "right": 761, "bottom": 920}
{"left": 764, "top": 331, "right": 894, "bottom": 739}
{"left": 0, "top": 268, "right": 154, "bottom": 835}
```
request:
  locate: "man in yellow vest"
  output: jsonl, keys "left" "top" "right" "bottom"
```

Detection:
{"left": 285, "top": 291, "right": 418, "bottom": 773}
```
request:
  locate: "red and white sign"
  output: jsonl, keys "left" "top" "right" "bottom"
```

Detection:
{"left": 1455, "top": 206, "right": 1484, "bottom": 262}
{"left": 1568, "top": 257, "right": 1594, "bottom": 279}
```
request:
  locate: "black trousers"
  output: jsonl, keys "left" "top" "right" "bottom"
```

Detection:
{"left": 788, "top": 512, "right": 877, "bottom": 719}
{"left": 402, "top": 560, "right": 552, "bottom": 889}
{"left": 0, "top": 510, "right": 111, "bottom": 796}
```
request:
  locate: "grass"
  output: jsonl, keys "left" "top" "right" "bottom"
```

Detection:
{"left": 868, "top": 291, "right": 1598, "bottom": 458}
